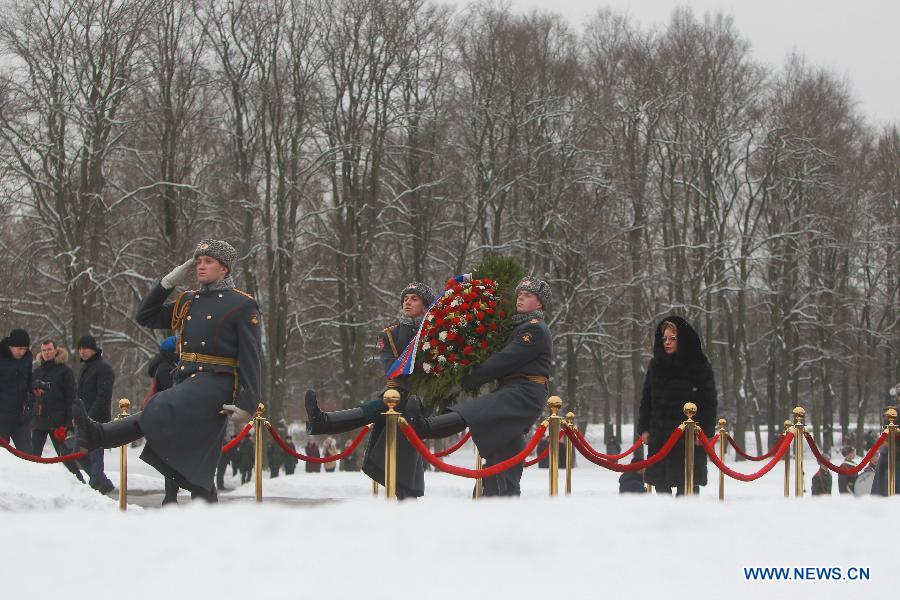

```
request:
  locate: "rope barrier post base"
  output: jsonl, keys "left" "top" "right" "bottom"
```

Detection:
{"left": 717, "top": 418, "right": 727, "bottom": 502}
{"left": 564, "top": 412, "right": 575, "bottom": 495}
{"left": 792, "top": 407, "right": 806, "bottom": 497}
{"left": 254, "top": 403, "right": 267, "bottom": 503}
{"left": 547, "top": 396, "right": 563, "bottom": 497}
{"left": 886, "top": 408, "right": 897, "bottom": 497}
{"left": 116, "top": 399, "right": 130, "bottom": 512}
{"left": 782, "top": 420, "right": 792, "bottom": 498}
{"left": 372, "top": 479, "right": 378, "bottom": 497}
{"left": 382, "top": 390, "right": 401, "bottom": 500}
{"left": 681, "top": 402, "right": 697, "bottom": 497}
{"left": 646, "top": 484, "right": 653, "bottom": 493}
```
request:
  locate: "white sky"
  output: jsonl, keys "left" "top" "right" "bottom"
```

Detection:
{"left": 452, "top": 0, "right": 900, "bottom": 126}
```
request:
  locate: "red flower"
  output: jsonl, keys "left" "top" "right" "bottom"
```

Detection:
{"left": 499, "top": 310, "right": 506, "bottom": 318}
{"left": 452, "top": 317, "right": 461, "bottom": 325}
{"left": 488, "top": 300, "right": 497, "bottom": 308}
{"left": 463, "top": 346, "right": 474, "bottom": 355}
{"left": 447, "top": 332, "right": 458, "bottom": 341}
{"left": 485, "top": 308, "right": 495, "bottom": 315}
{"left": 461, "top": 359, "right": 471, "bottom": 366}
{"left": 475, "top": 325, "right": 486, "bottom": 335}
{"left": 448, "top": 353, "right": 458, "bottom": 363}
{"left": 475, "top": 311, "right": 485, "bottom": 321}
{"left": 52, "top": 426, "right": 67, "bottom": 442}
{"left": 460, "top": 303, "right": 470, "bottom": 311}
{"left": 465, "top": 313, "right": 473, "bottom": 322}
{"left": 489, "top": 323, "right": 498, "bottom": 331}
{"left": 480, "top": 340, "right": 488, "bottom": 349}
{"left": 483, "top": 279, "right": 494, "bottom": 286}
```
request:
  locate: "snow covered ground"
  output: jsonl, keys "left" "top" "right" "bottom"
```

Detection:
{"left": 2, "top": 427, "right": 893, "bottom": 599}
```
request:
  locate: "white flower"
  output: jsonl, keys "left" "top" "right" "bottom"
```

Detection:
{"left": 437, "top": 355, "right": 447, "bottom": 363}
{"left": 439, "top": 331, "right": 448, "bottom": 341}
{"left": 422, "top": 342, "right": 431, "bottom": 351}
{"left": 423, "top": 363, "right": 433, "bottom": 373}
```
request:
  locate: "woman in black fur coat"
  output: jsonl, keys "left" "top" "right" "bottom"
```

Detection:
{"left": 637, "top": 316, "right": 718, "bottom": 495}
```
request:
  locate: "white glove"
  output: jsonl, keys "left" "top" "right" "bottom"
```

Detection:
{"left": 221, "top": 404, "right": 252, "bottom": 424}
{"left": 161, "top": 258, "right": 195, "bottom": 290}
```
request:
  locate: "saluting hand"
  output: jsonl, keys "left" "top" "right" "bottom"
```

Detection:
{"left": 161, "top": 258, "right": 195, "bottom": 290}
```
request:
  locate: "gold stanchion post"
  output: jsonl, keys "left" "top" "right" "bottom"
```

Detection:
{"left": 565, "top": 412, "right": 575, "bottom": 495}
{"left": 547, "top": 396, "right": 563, "bottom": 497}
{"left": 254, "top": 403, "right": 266, "bottom": 503}
{"left": 681, "top": 402, "right": 697, "bottom": 497}
{"left": 792, "top": 407, "right": 806, "bottom": 497}
{"left": 717, "top": 418, "right": 727, "bottom": 502}
{"left": 116, "top": 398, "right": 130, "bottom": 512}
{"left": 885, "top": 407, "right": 897, "bottom": 497}
{"left": 372, "top": 479, "right": 379, "bottom": 496}
{"left": 783, "top": 419, "right": 792, "bottom": 498}
{"left": 382, "top": 389, "right": 401, "bottom": 500}
{"left": 474, "top": 449, "right": 483, "bottom": 499}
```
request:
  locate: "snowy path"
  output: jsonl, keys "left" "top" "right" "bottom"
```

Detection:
{"left": 2, "top": 430, "right": 892, "bottom": 599}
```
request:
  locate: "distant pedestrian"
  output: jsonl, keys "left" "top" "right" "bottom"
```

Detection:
{"left": 305, "top": 440, "right": 321, "bottom": 473}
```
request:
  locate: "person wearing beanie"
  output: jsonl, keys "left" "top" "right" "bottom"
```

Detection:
{"left": 0, "top": 328, "right": 34, "bottom": 453}
{"left": 413, "top": 276, "right": 553, "bottom": 496}
{"left": 76, "top": 333, "right": 116, "bottom": 494}
{"left": 72, "top": 238, "right": 262, "bottom": 503}
{"left": 305, "top": 281, "right": 436, "bottom": 499}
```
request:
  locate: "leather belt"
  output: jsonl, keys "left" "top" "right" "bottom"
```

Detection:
{"left": 500, "top": 374, "right": 549, "bottom": 387}
{"left": 180, "top": 352, "right": 239, "bottom": 368}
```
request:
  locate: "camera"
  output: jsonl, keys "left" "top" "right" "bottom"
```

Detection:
{"left": 33, "top": 380, "right": 51, "bottom": 392}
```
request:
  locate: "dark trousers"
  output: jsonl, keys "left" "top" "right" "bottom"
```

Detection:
{"left": 0, "top": 418, "right": 32, "bottom": 454}
{"left": 32, "top": 429, "right": 85, "bottom": 482}
{"left": 82, "top": 448, "right": 114, "bottom": 492}
{"left": 481, "top": 436, "right": 526, "bottom": 497}
{"left": 162, "top": 478, "right": 180, "bottom": 504}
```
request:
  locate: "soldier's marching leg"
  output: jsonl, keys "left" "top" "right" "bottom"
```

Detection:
{"left": 305, "top": 389, "right": 377, "bottom": 435}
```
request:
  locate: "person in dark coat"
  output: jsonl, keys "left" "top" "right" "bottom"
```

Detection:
{"left": 338, "top": 437, "right": 359, "bottom": 472}
{"left": 811, "top": 465, "right": 832, "bottom": 495}
{"left": 282, "top": 436, "right": 299, "bottom": 475}
{"left": 414, "top": 276, "right": 554, "bottom": 497}
{"left": 217, "top": 436, "right": 235, "bottom": 489}
{"left": 76, "top": 335, "right": 116, "bottom": 494}
{"left": 637, "top": 316, "right": 718, "bottom": 496}
{"left": 73, "top": 239, "right": 262, "bottom": 503}
{"left": 305, "top": 282, "right": 436, "bottom": 498}
{"left": 304, "top": 440, "right": 321, "bottom": 473}
{"left": 267, "top": 437, "right": 283, "bottom": 478}
{"left": 837, "top": 446, "right": 858, "bottom": 494}
{"left": 31, "top": 341, "right": 84, "bottom": 482}
{"left": 870, "top": 442, "right": 900, "bottom": 496}
{"left": 618, "top": 444, "right": 647, "bottom": 493}
{"left": 238, "top": 437, "right": 254, "bottom": 483}
{"left": 145, "top": 336, "right": 181, "bottom": 504}
{"left": 0, "top": 328, "right": 34, "bottom": 453}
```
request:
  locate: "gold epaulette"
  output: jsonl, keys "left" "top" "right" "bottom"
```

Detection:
{"left": 232, "top": 288, "right": 256, "bottom": 302}
{"left": 382, "top": 324, "right": 399, "bottom": 358}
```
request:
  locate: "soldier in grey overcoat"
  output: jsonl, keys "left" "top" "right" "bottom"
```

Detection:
{"left": 73, "top": 239, "right": 262, "bottom": 501}
{"left": 305, "top": 282, "right": 435, "bottom": 499}
{"left": 414, "top": 277, "right": 553, "bottom": 496}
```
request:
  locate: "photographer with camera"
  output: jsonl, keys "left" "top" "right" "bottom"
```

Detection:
{"left": 0, "top": 328, "right": 34, "bottom": 453}
{"left": 31, "top": 340, "right": 84, "bottom": 482}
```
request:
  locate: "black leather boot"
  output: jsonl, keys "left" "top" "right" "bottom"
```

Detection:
{"left": 418, "top": 412, "right": 467, "bottom": 439}
{"left": 71, "top": 398, "right": 103, "bottom": 451}
{"left": 305, "top": 389, "right": 373, "bottom": 435}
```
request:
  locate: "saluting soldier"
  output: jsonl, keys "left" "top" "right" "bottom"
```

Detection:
{"left": 73, "top": 239, "right": 262, "bottom": 502}
{"left": 305, "top": 282, "right": 436, "bottom": 499}
{"left": 413, "top": 277, "right": 553, "bottom": 496}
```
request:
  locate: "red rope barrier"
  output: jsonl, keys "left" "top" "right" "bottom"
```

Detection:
{"left": 0, "top": 435, "right": 86, "bottom": 464}
{"left": 804, "top": 431, "right": 887, "bottom": 476}
{"left": 522, "top": 430, "right": 565, "bottom": 468}
{"left": 565, "top": 427, "right": 684, "bottom": 473}
{"left": 266, "top": 423, "right": 369, "bottom": 463}
{"left": 697, "top": 430, "right": 793, "bottom": 482}
{"left": 222, "top": 421, "right": 253, "bottom": 453}
{"left": 402, "top": 424, "right": 547, "bottom": 478}
{"left": 573, "top": 432, "right": 644, "bottom": 461}
{"left": 726, "top": 435, "right": 781, "bottom": 461}
{"left": 434, "top": 431, "right": 471, "bottom": 457}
